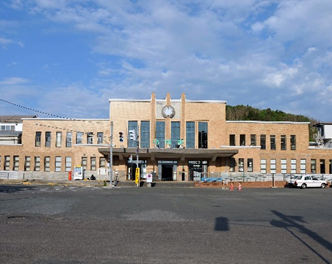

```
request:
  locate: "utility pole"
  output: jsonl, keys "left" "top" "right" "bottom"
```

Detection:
{"left": 110, "top": 121, "right": 113, "bottom": 186}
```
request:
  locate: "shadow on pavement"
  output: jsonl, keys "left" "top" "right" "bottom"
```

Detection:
{"left": 0, "top": 185, "right": 37, "bottom": 193}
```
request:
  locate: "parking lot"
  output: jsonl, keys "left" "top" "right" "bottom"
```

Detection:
{"left": 1, "top": 185, "right": 332, "bottom": 264}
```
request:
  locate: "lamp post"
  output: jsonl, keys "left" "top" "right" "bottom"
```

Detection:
{"left": 110, "top": 121, "right": 113, "bottom": 186}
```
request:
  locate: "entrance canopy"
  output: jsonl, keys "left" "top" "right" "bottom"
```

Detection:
{"left": 98, "top": 147, "right": 238, "bottom": 161}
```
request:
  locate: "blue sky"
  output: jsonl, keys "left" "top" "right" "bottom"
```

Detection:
{"left": 1, "top": 0, "right": 332, "bottom": 121}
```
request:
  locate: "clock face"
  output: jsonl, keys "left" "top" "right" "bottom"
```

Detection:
{"left": 162, "top": 105, "right": 175, "bottom": 118}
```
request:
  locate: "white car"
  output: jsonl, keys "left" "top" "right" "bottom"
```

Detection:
{"left": 293, "top": 175, "right": 328, "bottom": 189}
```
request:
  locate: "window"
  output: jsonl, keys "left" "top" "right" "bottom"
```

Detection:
{"left": 238, "top": 158, "right": 244, "bottom": 172}
{"left": 229, "top": 158, "right": 235, "bottom": 172}
{"left": 260, "top": 159, "right": 266, "bottom": 174}
{"left": 281, "top": 135, "right": 286, "bottom": 150}
{"left": 300, "top": 159, "right": 306, "bottom": 174}
{"left": 97, "top": 132, "right": 103, "bottom": 144}
{"left": 270, "top": 135, "right": 276, "bottom": 150}
{"left": 35, "top": 132, "right": 41, "bottom": 147}
{"left": 87, "top": 132, "right": 93, "bottom": 144}
{"left": 198, "top": 122, "right": 208, "bottom": 148}
{"left": 90, "top": 157, "right": 96, "bottom": 171}
{"left": 250, "top": 134, "right": 256, "bottom": 146}
{"left": 311, "top": 159, "right": 316, "bottom": 173}
{"left": 45, "top": 132, "right": 51, "bottom": 147}
{"left": 270, "top": 159, "right": 276, "bottom": 174}
{"left": 247, "top": 158, "right": 253, "bottom": 172}
{"left": 34, "top": 156, "right": 40, "bottom": 171}
{"left": 25, "top": 156, "right": 31, "bottom": 171}
{"left": 186, "top": 122, "right": 195, "bottom": 148}
{"left": 56, "top": 132, "right": 62, "bottom": 147}
{"left": 66, "top": 132, "right": 72, "bottom": 147}
{"left": 140, "top": 122, "right": 150, "bottom": 148}
{"left": 240, "top": 134, "right": 245, "bottom": 146}
{"left": 81, "top": 157, "right": 87, "bottom": 171}
{"left": 260, "top": 135, "right": 266, "bottom": 150}
{"left": 44, "top": 156, "right": 50, "bottom": 172}
{"left": 320, "top": 159, "right": 325, "bottom": 174}
{"left": 171, "top": 121, "right": 180, "bottom": 148}
{"left": 76, "top": 132, "right": 83, "bottom": 144}
{"left": 281, "top": 159, "right": 287, "bottom": 174}
{"left": 156, "top": 121, "right": 165, "bottom": 148}
{"left": 100, "top": 157, "right": 106, "bottom": 168}
{"left": 65, "top": 157, "right": 72, "bottom": 172}
{"left": 128, "top": 121, "right": 139, "bottom": 148}
{"left": 13, "top": 156, "right": 19, "bottom": 171}
{"left": 291, "top": 159, "right": 297, "bottom": 174}
{"left": 229, "top": 134, "right": 235, "bottom": 146}
{"left": 5, "top": 156, "right": 10, "bottom": 171}
{"left": 55, "top": 157, "right": 62, "bottom": 172}
{"left": 291, "top": 135, "right": 296, "bottom": 150}
{"left": 329, "top": 160, "right": 332, "bottom": 174}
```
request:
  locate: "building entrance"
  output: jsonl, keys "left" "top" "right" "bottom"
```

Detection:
{"left": 188, "top": 161, "right": 208, "bottom": 181}
{"left": 158, "top": 160, "right": 177, "bottom": 181}
{"left": 127, "top": 160, "right": 147, "bottom": 180}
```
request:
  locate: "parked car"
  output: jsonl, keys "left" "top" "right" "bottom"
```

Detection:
{"left": 293, "top": 175, "right": 328, "bottom": 189}
{"left": 286, "top": 175, "right": 302, "bottom": 187}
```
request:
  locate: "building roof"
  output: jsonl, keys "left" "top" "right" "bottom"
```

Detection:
{"left": 0, "top": 115, "right": 37, "bottom": 123}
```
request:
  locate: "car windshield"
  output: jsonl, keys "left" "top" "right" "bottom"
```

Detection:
{"left": 312, "top": 176, "right": 318, "bottom": 180}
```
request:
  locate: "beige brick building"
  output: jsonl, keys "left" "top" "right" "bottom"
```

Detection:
{"left": 0, "top": 92, "right": 331, "bottom": 181}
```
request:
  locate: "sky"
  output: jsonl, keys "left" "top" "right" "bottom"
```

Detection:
{"left": 1, "top": 0, "right": 332, "bottom": 121}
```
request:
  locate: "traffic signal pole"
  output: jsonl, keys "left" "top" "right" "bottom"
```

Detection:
{"left": 110, "top": 121, "right": 113, "bottom": 186}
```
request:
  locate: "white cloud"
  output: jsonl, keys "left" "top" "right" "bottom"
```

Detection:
{"left": 0, "top": 77, "right": 29, "bottom": 85}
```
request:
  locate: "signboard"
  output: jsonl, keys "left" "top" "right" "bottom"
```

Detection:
{"left": 73, "top": 166, "right": 83, "bottom": 180}
{"left": 135, "top": 168, "right": 140, "bottom": 185}
{"left": 147, "top": 174, "right": 152, "bottom": 183}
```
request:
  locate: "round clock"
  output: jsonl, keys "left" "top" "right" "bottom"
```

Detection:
{"left": 162, "top": 105, "right": 175, "bottom": 118}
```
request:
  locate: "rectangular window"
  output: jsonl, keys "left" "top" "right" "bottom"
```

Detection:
{"left": 281, "top": 135, "right": 286, "bottom": 150}
{"left": 240, "top": 134, "right": 246, "bottom": 146}
{"left": 247, "top": 158, "right": 253, "bottom": 172}
{"left": 311, "top": 159, "right": 316, "bottom": 173}
{"left": 229, "top": 134, "right": 235, "bottom": 146}
{"left": 260, "top": 159, "right": 266, "bottom": 174}
{"left": 128, "top": 121, "right": 139, "bottom": 148}
{"left": 45, "top": 132, "right": 51, "bottom": 147}
{"left": 97, "top": 132, "right": 103, "bottom": 144}
{"left": 320, "top": 159, "right": 325, "bottom": 174}
{"left": 238, "top": 158, "right": 244, "bottom": 172}
{"left": 300, "top": 159, "right": 306, "bottom": 174}
{"left": 55, "top": 156, "right": 62, "bottom": 172}
{"left": 156, "top": 121, "right": 165, "bottom": 148}
{"left": 171, "top": 121, "right": 180, "bottom": 148}
{"left": 34, "top": 156, "right": 40, "bottom": 171}
{"left": 198, "top": 122, "right": 208, "bottom": 148}
{"left": 65, "top": 157, "right": 72, "bottom": 172}
{"left": 81, "top": 157, "right": 87, "bottom": 171}
{"left": 66, "top": 132, "right": 72, "bottom": 147}
{"left": 44, "top": 156, "right": 50, "bottom": 172}
{"left": 13, "top": 156, "right": 19, "bottom": 171}
{"left": 260, "top": 135, "right": 266, "bottom": 150}
{"left": 4, "top": 156, "right": 10, "bottom": 171}
{"left": 229, "top": 158, "right": 235, "bottom": 172}
{"left": 56, "top": 132, "right": 62, "bottom": 147}
{"left": 87, "top": 132, "right": 93, "bottom": 144}
{"left": 186, "top": 121, "right": 195, "bottom": 148}
{"left": 100, "top": 157, "right": 106, "bottom": 168}
{"left": 76, "top": 132, "right": 83, "bottom": 144}
{"left": 270, "top": 135, "right": 276, "bottom": 150}
{"left": 90, "top": 157, "right": 96, "bottom": 171}
{"left": 24, "top": 156, "right": 31, "bottom": 171}
{"left": 35, "top": 132, "right": 41, "bottom": 147}
{"left": 270, "top": 159, "right": 276, "bottom": 174}
{"left": 140, "top": 121, "right": 150, "bottom": 148}
{"left": 291, "top": 159, "right": 297, "bottom": 174}
{"left": 281, "top": 159, "right": 287, "bottom": 174}
{"left": 290, "top": 135, "right": 296, "bottom": 150}
{"left": 250, "top": 134, "right": 256, "bottom": 146}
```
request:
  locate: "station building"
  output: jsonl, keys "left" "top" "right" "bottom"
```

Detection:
{"left": 0, "top": 93, "right": 331, "bottom": 181}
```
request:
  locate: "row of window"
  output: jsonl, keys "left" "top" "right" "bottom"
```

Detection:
{"left": 1, "top": 125, "right": 15, "bottom": 131}
{"left": 0, "top": 155, "right": 106, "bottom": 172}
{"left": 35, "top": 131, "right": 104, "bottom": 147}
{"left": 229, "top": 134, "right": 296, "bottom": 150}
{"left": 128, "top": 120, "right": 208, "bottom": 149}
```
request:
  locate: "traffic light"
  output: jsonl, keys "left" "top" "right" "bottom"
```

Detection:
{"left": 129, "top": 130, "right": 136, "bottom": 140}
{"left": 119, "top": 131, "right": 124, "bottom": 142}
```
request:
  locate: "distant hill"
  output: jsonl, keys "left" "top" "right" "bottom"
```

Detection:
{"left": 226, "top": 105, "right": 318, "bottom": 141}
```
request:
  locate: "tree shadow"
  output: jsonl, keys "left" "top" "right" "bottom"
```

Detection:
{"left": 215, "top": 217, "right": 230, "bottom": 231}
{"left": 270, "top": 210, "right": 332, "bottom": 264}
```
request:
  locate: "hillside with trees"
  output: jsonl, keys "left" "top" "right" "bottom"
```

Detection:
{"left": 226, "top": 105, "right": 318, "bottom": 141}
